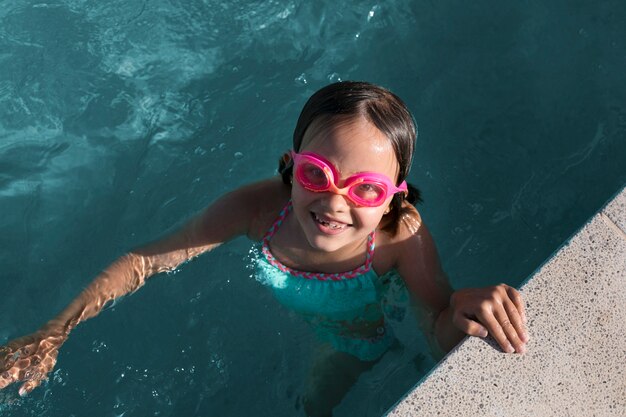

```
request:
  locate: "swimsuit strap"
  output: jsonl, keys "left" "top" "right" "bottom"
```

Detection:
{"left": 261, "top": 200, "right": 376, "bottom": 281}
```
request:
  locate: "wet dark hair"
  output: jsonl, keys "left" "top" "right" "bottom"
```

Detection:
{"left": 278, "top": 81, "right": 421, "bottom": 235}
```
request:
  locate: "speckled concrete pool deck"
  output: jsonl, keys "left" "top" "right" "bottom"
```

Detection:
{"left": 386, "top": 185, "right": 626, "bottom": 417}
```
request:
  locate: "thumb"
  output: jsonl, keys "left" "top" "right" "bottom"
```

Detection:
{"left": 454, "top": 316, "right": 488, "bottom": 338}
{"left": 19, "top": 378, "right": 43, "bottom": 397}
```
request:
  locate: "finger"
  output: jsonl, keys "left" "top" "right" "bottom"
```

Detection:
{"left": 505, "top": 285, "right": 527, "bottom": 324}
{"left": 503, "top": 298, "right": 529, "bottom": 343}
{"left": 453, "top": 314, "right": 488, "bottom": 338}
{"left": 492, "top": 306, "right": 526, "bottom": 354}
{"left": 475, "top": 308, "right": 516, "bottom": 354}
{"left": 0, "top": 369, "right": 17, "bottom": 389}
{"left": 19, "top": 378, "right": 43, "bottom": 397}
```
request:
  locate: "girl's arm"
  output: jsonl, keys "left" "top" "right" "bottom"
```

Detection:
{"left": 394, "top": 207, "right": 528, "bottom": 356}
{"left": 42, "top": 180, "right": 265, "bottom": 333}
{"left": 0, "top": 179, "right": 282, "bottom": 396}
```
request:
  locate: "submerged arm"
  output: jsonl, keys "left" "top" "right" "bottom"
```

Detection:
{"left": 0, "top": 180, "right": 271, "bottom": 395}
{"left": 46, "top": 188, "right": 252, "bottom": 333}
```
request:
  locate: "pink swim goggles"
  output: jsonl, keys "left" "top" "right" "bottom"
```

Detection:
{"left": 290, "top": 150, "right": 408, "bottom": 207}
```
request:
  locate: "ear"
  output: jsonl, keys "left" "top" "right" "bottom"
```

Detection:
{"left": 278, "top": 151, "right": 294, "bottom": 186}
{"left": 383, "top": 205, "right": 391, "bottom": 215}
{"left": 281, "top": 151, "right": 293, "bottom": 166}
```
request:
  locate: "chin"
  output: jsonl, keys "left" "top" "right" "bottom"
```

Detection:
{"left": 304, "top": 234, "right": 350, "bottom": 253}
{"left": 302, "top": 222, "right": 364, "bottom": 253}
{"left": 293, "top": 203, "right": 371, "bottom": 253}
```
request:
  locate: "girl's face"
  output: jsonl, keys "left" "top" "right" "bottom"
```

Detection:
{"left": 291, "top": 116, "right": 400, "bottom": 254}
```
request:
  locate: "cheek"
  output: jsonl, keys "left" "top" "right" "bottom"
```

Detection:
{"left": 358, "top": 195, "right": 395, "bottom": 226}
{"left": 353, "top": 207, "right": 387, "bottom": 228}
{"left": 290, "top": 183, "right": 313, "bottom": 205}
{"left": 290, "top": 184, "right": 319, "bottom": 221}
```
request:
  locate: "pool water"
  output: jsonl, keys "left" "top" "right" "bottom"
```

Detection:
{"left": 1, "top": 0, "right": 625, "bottom": 416}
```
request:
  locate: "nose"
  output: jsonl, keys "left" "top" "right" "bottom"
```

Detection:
{"left": 320, "top": 191, "right": 351, "bottom": 212}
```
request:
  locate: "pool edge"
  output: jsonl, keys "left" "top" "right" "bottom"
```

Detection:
{"left": 384, "top": 183, "right": 626, "bottom": 417}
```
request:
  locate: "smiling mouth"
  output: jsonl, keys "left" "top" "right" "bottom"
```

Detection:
{"left": 311, "top": 212, "right": 351, "bottom": 230}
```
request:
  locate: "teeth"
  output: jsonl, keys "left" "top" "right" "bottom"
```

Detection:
{"left": 313, "top": 213, "right": 346, "bottom": 230}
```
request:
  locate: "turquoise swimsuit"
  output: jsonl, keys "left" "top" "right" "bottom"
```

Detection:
{"left": 254, "top": 201, "right": 407, "bottom": 361}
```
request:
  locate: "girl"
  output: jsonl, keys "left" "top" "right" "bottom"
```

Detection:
{"left": 0, "top": 82, "right": 528, "bottom": 416}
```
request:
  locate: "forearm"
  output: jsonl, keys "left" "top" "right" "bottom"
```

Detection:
{"left": 38, "top": 205, "right": 229, "bottom": 337}
{"left": 40, "top": 252, "right": 162, "bottom": 335}
{"left": 0, "top": 186, "right": 259, "bottom": 396}
{"left": 40, "top": 254, "right": 141, "bottom": 334}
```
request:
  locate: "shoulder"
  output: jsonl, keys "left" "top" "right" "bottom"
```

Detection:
{"left": 133, "top": 177, "right": 289, "bottom": 258}
{"left": 230, "top": 176, "right": 290, "bottom": 204}
{"left": 239, "top": 177, "right": 291, "bottom": 241}
{"left": 374, "top": 202, "right": 451, "bottom": 311}
{"left": 373, "top": 202, "right": 430, "bottom": 273}
{"left": 194, "top": 176, "right": 290, "bottom": 243}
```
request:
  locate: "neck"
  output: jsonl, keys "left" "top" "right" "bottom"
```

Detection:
{"left": 272, "top": 211, "right": 372, "bottom": 274}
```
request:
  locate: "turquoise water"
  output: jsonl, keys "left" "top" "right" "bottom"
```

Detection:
{"left": 1, "top": 0, "right": 625, "bottom": 415}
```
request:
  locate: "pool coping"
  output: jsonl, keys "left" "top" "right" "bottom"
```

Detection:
{"left": 385, "top": 184, "right": 626, "bottom": 417}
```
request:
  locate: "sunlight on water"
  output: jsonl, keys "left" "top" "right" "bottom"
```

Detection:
{"left": 1, "top": 0, "right": 625, "bottom": 416}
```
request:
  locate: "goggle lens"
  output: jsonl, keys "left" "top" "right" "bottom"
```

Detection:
{"left": 298, "top": 162, "right": 330, "bottom": 189}
{"left": 291, "top": 150, "right": 407, "bottom": 207}
{"left": 350, "top": 182, "right": 387, "bottom": 203}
